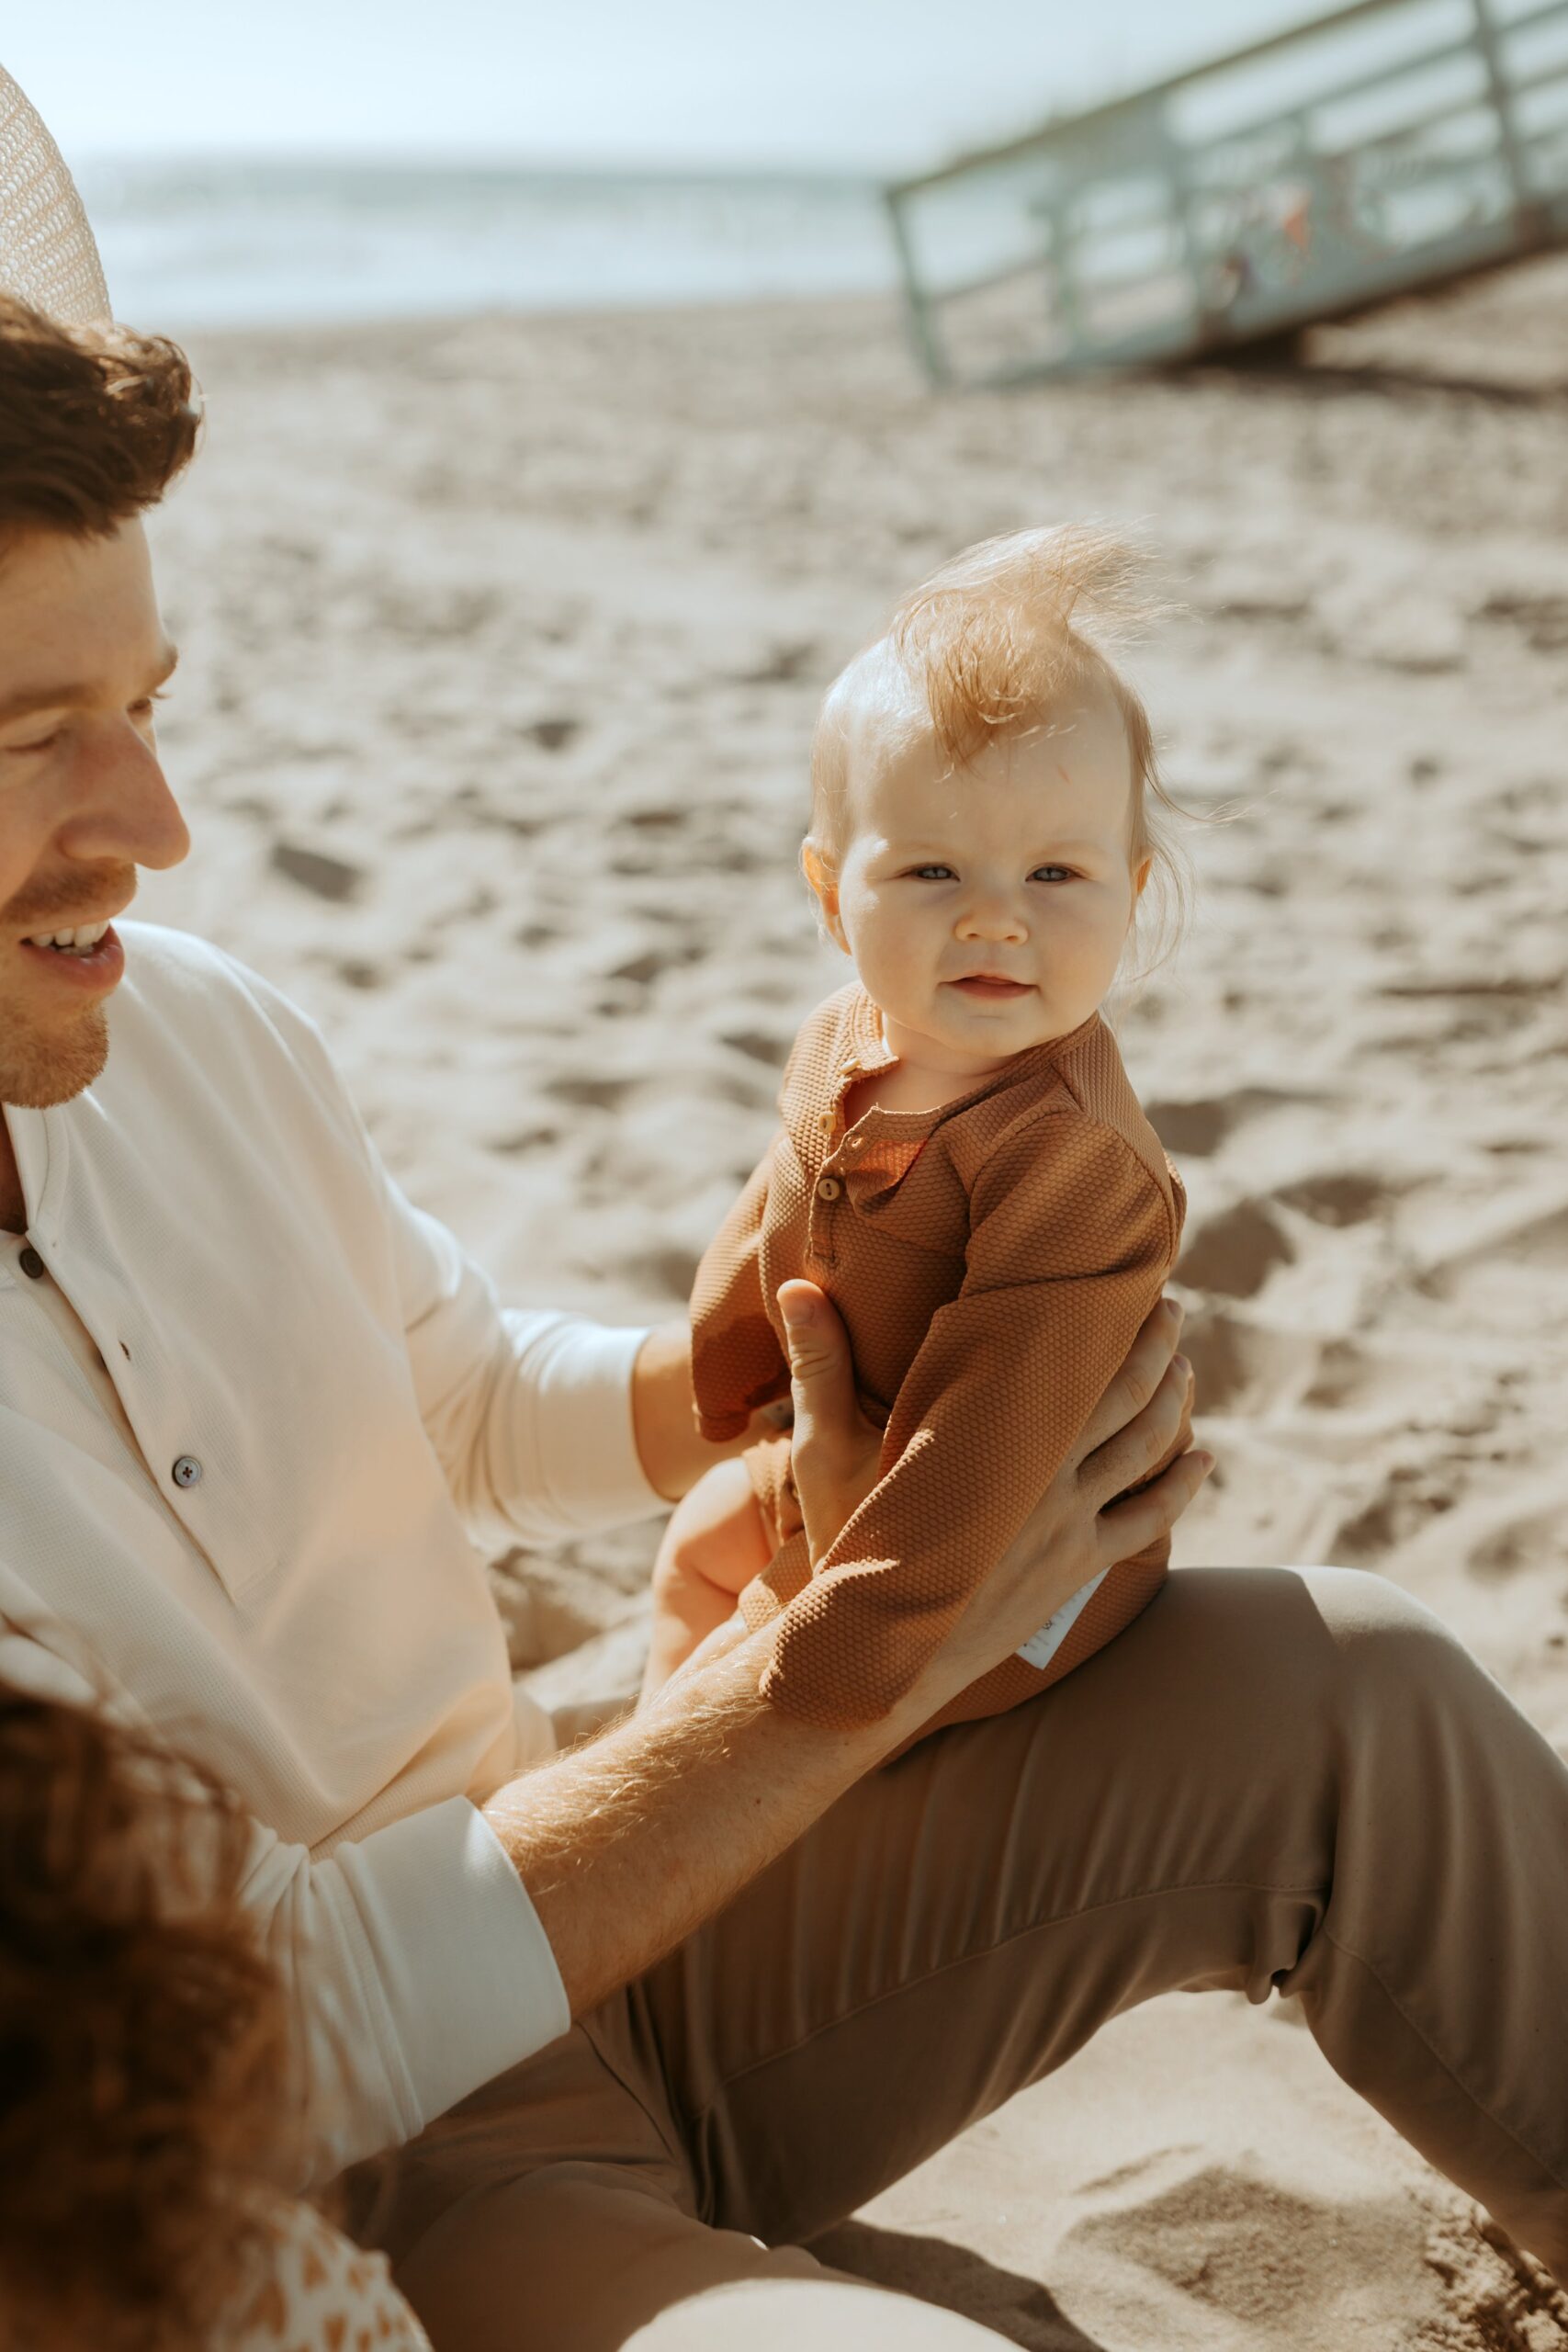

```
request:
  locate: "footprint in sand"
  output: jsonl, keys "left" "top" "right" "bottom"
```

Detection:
{"left": 1477, "top": 589, "right": 1568, "bottom": 653}
{"left": 607, "top": 944, "right": 704, "bottom": 988}
{"left": 1145, "top": 1087, "right": 1321, "bottom": 1159}
{"left": 486, "top": 1126, "right": 559, "bottom": 1158}
{"left": 1177, "top": 1199, "right": 1297, "bottom": 1300}
{"left": 546, "top": 1073, "right": 637, "bottom": 1112}
{"left": 615, "top": 1245, "right": 700, "bottom": 1303}
{"left": 1466, "top": 1501, "right": 1566, "bottom": 1583}
{"left": 1274, "top": 1170, "right": 1404, "bottom": 1227}
{"left": 269, "top": 839, "right": 367, "bottom": 904}
{"left": 1330, "top": 1467, "right": 1457, "bottom": 1567}
{"left": 1178, "top": 1304, "right": 1319, "bottom": 1417}
{"left": 1416, "top": 1193, "right": 1568, "bottom": 1321}
{"left": 523, "top": 716, "right": 581, "bottom": 752}
{"left": 720, "top": 1029, "right": 790, "bottom": 1069}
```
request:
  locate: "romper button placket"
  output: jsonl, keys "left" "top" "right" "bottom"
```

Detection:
{"left": 171, "top": 1455, "right": 203, "bottom": 1489}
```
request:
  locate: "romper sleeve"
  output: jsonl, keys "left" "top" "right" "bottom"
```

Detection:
{"left": 757, "top": 1111, "right": 1181, "bottom": 1726}
{"left": 688, "top": 1144, "right": 791, "bottom": 1442}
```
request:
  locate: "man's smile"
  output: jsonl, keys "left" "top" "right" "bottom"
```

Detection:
{"left": 17, "top": 922, "right": 125, "bottom": 990}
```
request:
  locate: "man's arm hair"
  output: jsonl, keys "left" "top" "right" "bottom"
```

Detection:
{"left": 488, "top": 1295, "right": 1204, "bottom": 2022}
{"left": 486, "top": 1623, "right": 904, "bottom": 2018}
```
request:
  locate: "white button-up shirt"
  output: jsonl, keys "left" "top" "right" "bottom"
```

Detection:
{"left": 0, "top": 923, "right": 660, "bottom": 2176}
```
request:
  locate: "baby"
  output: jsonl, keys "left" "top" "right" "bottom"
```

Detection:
{"left": 645, "top": 524, "right": 1189, "bottom": 1737}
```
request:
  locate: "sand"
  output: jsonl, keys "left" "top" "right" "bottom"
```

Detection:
{"left": 134, "top": 256, "right": 1568, "bottom": 2348}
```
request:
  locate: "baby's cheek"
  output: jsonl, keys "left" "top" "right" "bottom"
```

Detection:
{"left": 850, "top": 906, "right": 918, "bottom": 994}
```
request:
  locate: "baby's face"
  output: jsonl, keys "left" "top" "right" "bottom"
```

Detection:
{"left": 818, "top": 684, "right": 1145, "bottom": 1076}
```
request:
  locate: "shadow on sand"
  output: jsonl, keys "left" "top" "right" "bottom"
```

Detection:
{"left": 810, "top": 2220, "right": 1106, "bottom": 2351}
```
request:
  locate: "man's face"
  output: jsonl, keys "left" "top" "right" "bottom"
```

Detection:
{"left": 0, "top": 521, "right": 188, "bottom": 1109}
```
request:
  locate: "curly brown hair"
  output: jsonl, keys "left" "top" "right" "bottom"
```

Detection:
{"left": 0, "top": 292, "right": 200, "bottom": 541}
{"left": 0, "top": 1683, "right": 299, "bottom": 2351}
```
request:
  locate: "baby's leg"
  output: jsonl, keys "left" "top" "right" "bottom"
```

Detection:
{"left": 641, "top": 1458, "right": 775, "bottom": 1703}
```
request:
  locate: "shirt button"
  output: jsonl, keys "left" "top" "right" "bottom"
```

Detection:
{"left": 817, "top": 1112, "right": 835, "bottom": 1134}
{"left": 17, "top": 1246, "right": 46, "bottom": 1281}
{"left": 816, "top": 1176, "right": 842, "bottom": 1202}
{"left": 171, "top": 1455, "right": 203, "bottom": 1489}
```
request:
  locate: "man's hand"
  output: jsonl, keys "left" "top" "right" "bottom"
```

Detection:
{"left": 775, "top": 1280, "right": 882, "bottom": 1566}
{"left": 491, "top": 1291, "right": 1208, "bottom": 2026}
{"left": 928, "top": 1298, "right": 1207, "bottom": 1703}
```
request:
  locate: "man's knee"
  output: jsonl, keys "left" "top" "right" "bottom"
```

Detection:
{"left": 1287, "top": 1565, "right": 1483, "bottom": 1727}
{"left": 1296, "top": 1565, "right": 1454, "bottom": 1656}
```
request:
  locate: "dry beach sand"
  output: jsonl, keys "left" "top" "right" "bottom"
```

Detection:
{"left": 134, "top": 257, "right": 1568, "bottom": 2348}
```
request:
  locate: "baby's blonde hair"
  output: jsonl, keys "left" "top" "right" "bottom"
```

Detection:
{"left": 807, "top": 524, "right": 1188, "bottom": 969}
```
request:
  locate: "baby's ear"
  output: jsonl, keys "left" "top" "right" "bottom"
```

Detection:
{"left": 1133, "top": 854, "right": 1153, "bottom": 900}
{"left": 801, "top": 839, "right": 848, "bottom": 952}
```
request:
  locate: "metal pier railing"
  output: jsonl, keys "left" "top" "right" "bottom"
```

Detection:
{"left": 886, "top": 0, "right": 1568, "bottom": 386}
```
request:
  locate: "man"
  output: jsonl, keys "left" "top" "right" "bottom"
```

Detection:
{"left": 1, "top": 295, "right": 1563, "bottom": 2351}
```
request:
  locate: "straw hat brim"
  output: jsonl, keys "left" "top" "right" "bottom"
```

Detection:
{"left": 0, "top": 64, "right": 110, "bottom": 324}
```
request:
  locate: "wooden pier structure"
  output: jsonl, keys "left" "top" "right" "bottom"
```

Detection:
{"left": 886, "top": 0, "right": 1568, "bottom": 386}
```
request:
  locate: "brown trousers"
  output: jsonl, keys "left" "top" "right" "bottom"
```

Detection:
{"left": 367, "top": 1569, "right": 1568, "bottom": 2349}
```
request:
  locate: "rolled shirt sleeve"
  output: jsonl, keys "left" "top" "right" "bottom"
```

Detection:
{"left": 243, "top": 1794, "right": 570, "bottom": 2184}
{"left": 0, "top": 1623, "right": 567, "bottom": 2183}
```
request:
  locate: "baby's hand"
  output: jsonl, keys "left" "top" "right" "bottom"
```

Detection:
{"left": 640, "top": 1458, "right": 773, "bottom": 1704}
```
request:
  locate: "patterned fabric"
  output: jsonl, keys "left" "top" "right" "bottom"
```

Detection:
{"left": 226, "top": 2198, "right": 430, "bottom": 2351}
{"left": 690, "top": 983, "right": 1186, "bottom": 1730}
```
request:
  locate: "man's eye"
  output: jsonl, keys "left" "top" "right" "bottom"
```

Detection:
{"left": 6, "top": 729, "right": 62, "bottom": 756}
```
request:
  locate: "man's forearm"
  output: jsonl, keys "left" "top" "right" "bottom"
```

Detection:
{"left": 483, "top": 1624, "right": 908, "bottom": 2018}
{"left": 630, "top": 1317, "right": 769, "bottom": 1503}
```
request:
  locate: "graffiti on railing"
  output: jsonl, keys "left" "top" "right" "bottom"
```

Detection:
{"left": 1191, "top": 130, "right": 1507, "bottom": 316}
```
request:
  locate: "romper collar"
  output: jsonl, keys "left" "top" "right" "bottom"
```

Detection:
{"left": 836, "top": 987, "right": 1101, "bottom": 1132}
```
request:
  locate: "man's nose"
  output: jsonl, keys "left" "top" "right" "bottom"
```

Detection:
{"left": 55, "top": 718, "right": 191, "bottom": 874}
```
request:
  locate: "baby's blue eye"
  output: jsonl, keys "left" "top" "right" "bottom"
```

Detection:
{"left": 1031, "top": 865, "right": 1073, "bottom": 883}
{"left": 910, "top": 864, "right": 955, "bottom": 882}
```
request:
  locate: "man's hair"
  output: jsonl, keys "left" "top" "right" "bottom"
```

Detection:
{"left": 0, "top": 1679, "right": 298, "bottom": 2351}
{"left": 807, "top": 523, "right": 1189, "bottom": 966}
{"left": 0, "top": 293, "right": 199, "bottom": 541}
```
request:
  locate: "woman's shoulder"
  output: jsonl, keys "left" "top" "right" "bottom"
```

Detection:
{"left": 224, "top": 2195, "right": 431, "bottom": 2351}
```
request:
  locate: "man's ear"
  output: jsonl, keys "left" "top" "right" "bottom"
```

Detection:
{"left": 801, "top": 839, "right": 850, "bottom": 956}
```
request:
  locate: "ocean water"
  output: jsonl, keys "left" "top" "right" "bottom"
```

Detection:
{"left": 74, "top": 158, "right": 898, "bottom": 332}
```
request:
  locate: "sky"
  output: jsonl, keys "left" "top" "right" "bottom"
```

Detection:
{"left": 10, "top": 0, "right": 1325, "bottom": 175}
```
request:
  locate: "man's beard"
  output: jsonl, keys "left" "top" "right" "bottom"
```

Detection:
{"left": 0, "top": 1001, "right": 110, "bottom": 1108}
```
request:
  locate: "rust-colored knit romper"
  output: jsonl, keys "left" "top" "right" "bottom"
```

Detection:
{"left": 690, "top": 983, "right": 1186, "bottom": 1735}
